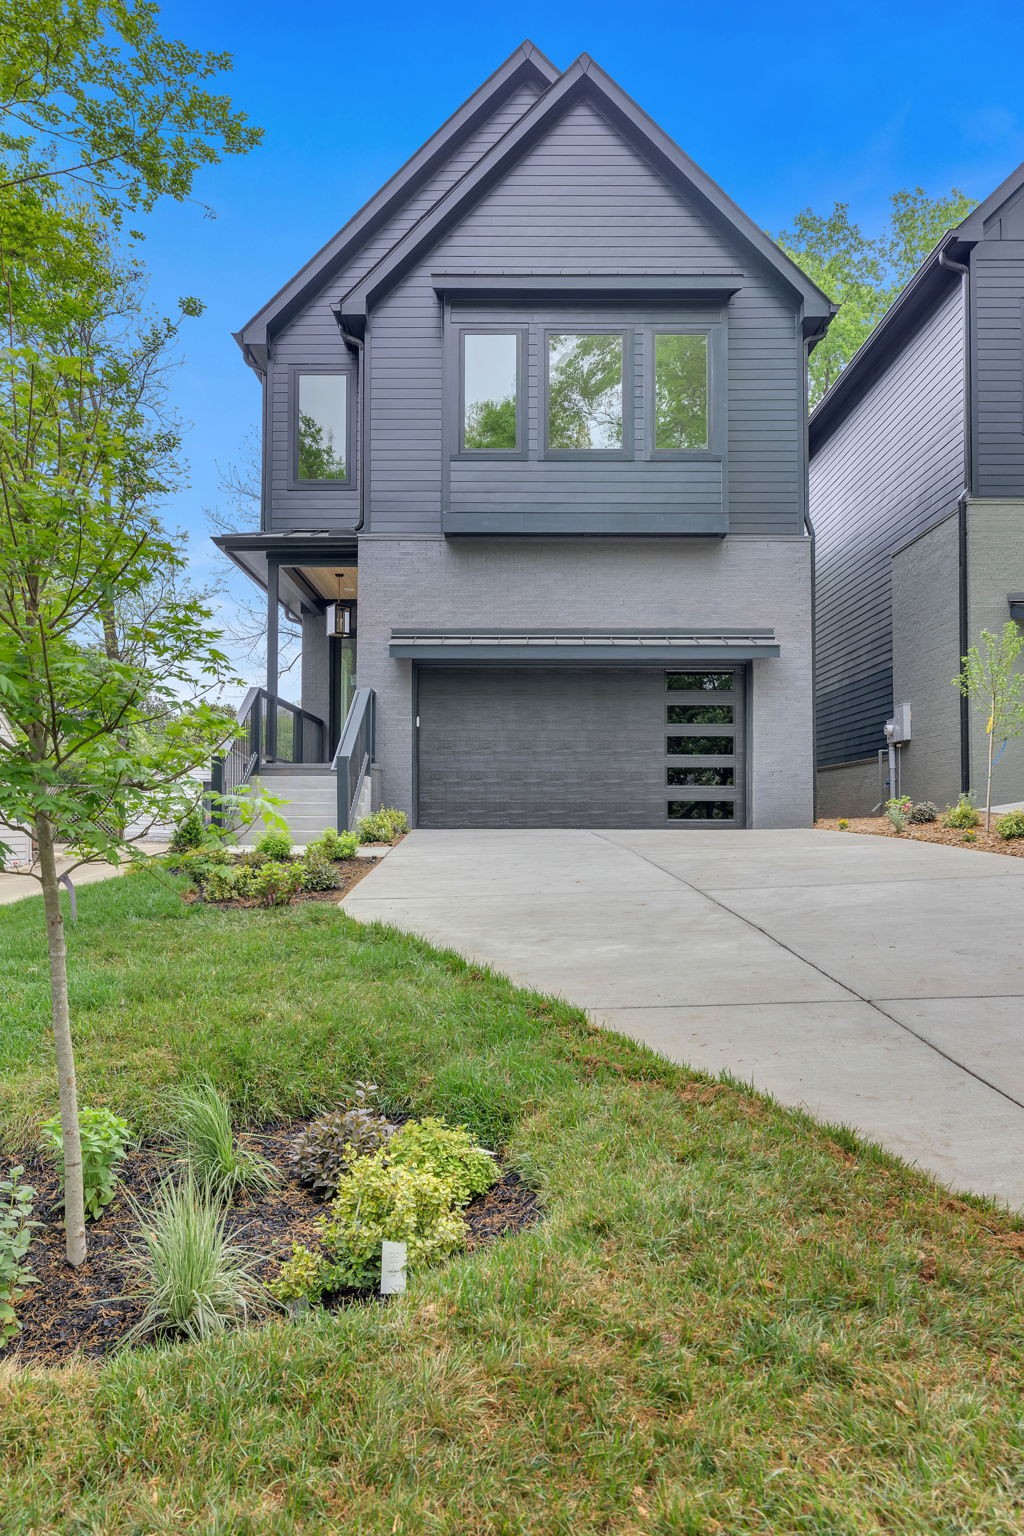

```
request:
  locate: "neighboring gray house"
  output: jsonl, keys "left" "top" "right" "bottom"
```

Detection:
{"left": 217, "top": 44, "right": 834, "bottom": 833}
{"left": 810, "top": 163, "right": 1024, "bottom": 816}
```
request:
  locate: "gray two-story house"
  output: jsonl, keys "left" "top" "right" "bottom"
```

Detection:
{"left": 810, "top": 162, "right": 1024, "bottom": 817}
{"left": 217, "top": 43, "right": 834, "bottom": 834}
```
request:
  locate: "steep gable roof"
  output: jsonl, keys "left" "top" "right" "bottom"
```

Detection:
{"left": 234, "top": 42, "right": 558, "bottom": 367}
{"left": 338, "top": 54, "right": 835, "bottom": 336}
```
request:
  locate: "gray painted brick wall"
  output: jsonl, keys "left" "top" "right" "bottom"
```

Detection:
{"left": 966, "top": 498, "right": 1024, "bottom": 804}
{"left": 891, "top": 513, "right": 963, "bottom": 808}
{"left": 357, "top": 534, "right": 813, "bottom": 829}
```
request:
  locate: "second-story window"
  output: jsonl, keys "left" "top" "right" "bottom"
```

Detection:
{"left": 296, "top": 372, "right": 348, "bottom": 481}
{"left": 546, "top": 332, "right": 625, "bottom": 452}
{"left": 653, "top": 332, "right": 709, "bottom": 452}
{"left": 462, "top": 332, "right": 520, "bottom": 451}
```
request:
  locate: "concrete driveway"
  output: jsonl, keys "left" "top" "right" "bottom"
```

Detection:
{"left": 344, "top": 829, "right": 1024, "bottom": 1207}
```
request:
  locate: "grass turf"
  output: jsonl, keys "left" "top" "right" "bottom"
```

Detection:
{"left": 1, "top": 872, "right": 1023, "bottom": 1534}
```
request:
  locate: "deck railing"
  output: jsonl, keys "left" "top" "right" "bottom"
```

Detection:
{"left": 332, "top": 687, "right": 375, "bottom": 831}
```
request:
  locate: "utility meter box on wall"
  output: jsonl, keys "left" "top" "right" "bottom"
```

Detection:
{"left": 885, "top": 702, "right": 912, "bottom": 743}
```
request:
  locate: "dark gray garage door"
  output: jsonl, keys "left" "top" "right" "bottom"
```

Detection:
{"left": 416, "top": 666, "right": 746, "bottom": 828}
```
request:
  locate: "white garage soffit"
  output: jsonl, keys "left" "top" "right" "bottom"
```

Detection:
{"left": 389, "top": 629, "right": 780, "bottom": 662}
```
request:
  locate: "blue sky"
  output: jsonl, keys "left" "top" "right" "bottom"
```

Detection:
{"left": 143, "top": 0, "right": 1024, "bottom": 682}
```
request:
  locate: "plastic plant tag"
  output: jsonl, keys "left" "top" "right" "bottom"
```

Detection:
{"left": 380, "top": 1240, "right": 407, "bottom": 1296}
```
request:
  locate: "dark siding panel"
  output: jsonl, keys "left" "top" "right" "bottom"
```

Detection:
{"left": 973, "top": 243, "right": 1024, "bottom": 496}
{"left": 369, "top": 98, "right": 804, "bottom": 538}
{"left": 265, "top": 80, "right": 543, "bottom": 531}
{"left": 809, "top": 283, "right": 965, "bottom": 766}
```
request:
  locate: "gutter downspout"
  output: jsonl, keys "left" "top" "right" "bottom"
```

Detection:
{"left": 803, "top": 316, "right": 831, "bottom": 824}
{"left": 939, "top": 245, "right": 973, "bottom": 796}
{"left": 336, "top": 312, "right": 367, "bottom": 532}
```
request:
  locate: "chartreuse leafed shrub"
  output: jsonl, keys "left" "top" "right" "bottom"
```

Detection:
{"left": 357, "top": 807, "right": 408, "bottom": 844}
{"left": 943, "top": 794, "right": 980, "bottom": 830}
{"left": 996, "top": 809, "right": 1024, "bottom": 840}
{"left": 386, "top": 1116, "right": 497, "bottom": 1206}
{"left": 250, "top": 860, "right": 302, "bottom": 906}
{"left": 909, "top": 800, "right": 939, "bottom": 823}
{"left": 40, "top": 1105, "right": 131, "bottom": 1221}
{"left": 168, "top": 1081, "right": 277, "bottom": 1203}
{"left": 1, "top": 1166, "right": 39, "bottom": 1348}
{"left": 254, "top": 828, "right": 292, "bottom": 862}
{"left": 124, "top": 1174, "right": 268, "bottom": 1345}
{"left": 308, "top": 828, "right": 359, "bottom": 861}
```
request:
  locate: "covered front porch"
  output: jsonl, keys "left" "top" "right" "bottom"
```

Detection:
{"left": 212, "top": 532, "right": 374, "bottom": 830}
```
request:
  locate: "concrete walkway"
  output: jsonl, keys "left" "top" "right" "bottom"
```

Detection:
{"left": 344, "top": 828, "right": 1024, "bottom": 1207}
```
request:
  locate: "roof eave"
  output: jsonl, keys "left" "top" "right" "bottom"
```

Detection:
{"left": 235, "top": 41, "right": 559, "bottom": 359}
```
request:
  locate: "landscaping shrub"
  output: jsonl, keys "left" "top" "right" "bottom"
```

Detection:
{"left": 386, "top": 1116, "right": 497, "bottom": 1206}
{"left": 168, "top": 808, "right": 207, "bottom": 854}
{"left": 357, "top": 807, "right": 408, "bottom": 844}
{"left": 299, "top": 849, "right": 341, "bottom": 893}
{"left": 291, "top": 1086, "right": 396, "bottom": 1199}
{"left": 163, "top": 846, "right": 231, "bottom": 878}
{"left": 308, "top": 828, "right": 359, "bottom": 861}
{"left": 837, "top": 818, "right": 850, "bottom": 830}
{"left": 319, "top": 1154, "right": 467, "bottom": 1289}
{"left": 40, "top": 1105, "right": 131, "bottom": 1221}
{"left": 943, "top": 794, "right": 980, "bottom": 830}
{"left": 269, "top": 1241, "right": 328, "bottom": 1306}
{"left": 123, "top": 1174, "right": 268, "bottom": 1345}
{"left": 909, "top": 801, "right": 939, "bottom": 824}
{"left": 884, "top": 796, "right": 912, "bottom": 831}
{"left": 996, "top": 809, "right": 1024, "bottom": 840}
{"left": 249, "top": 860, "right": 302, "bottom": 907}
{"left": 199, "top": 865, "right": 242, "bottom": 903}
{"left": 254, "top": 828, "right": 292, "bottom": 862}
{"left": 168, "top": 1081, "right": 277, "bottom": 1202}
{"left": 0, "top": 1167, "right": 38, "bottom": 1348}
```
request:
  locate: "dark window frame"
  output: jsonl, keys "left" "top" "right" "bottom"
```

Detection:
{"left": 452, "top": 325, "right": 528, "bottom": 461}
{"left": 646, "top": 322, "right": 725, "bottom": 460}
{"left": 542, "top": 325, "right": 633, "bottom": 461}
{"left": 287, "top": 365, "right": 357, "bottom": 491}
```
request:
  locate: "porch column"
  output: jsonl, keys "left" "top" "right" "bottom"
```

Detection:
{"left": 266, "top": 557, "right": 279, "bottom": 761}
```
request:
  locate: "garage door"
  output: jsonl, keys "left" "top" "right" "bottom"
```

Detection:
{"left": 416, "top": 666, "right": 746, "bottom": 828}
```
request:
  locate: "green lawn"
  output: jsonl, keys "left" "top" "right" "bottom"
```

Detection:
{"left": 1, "top": 873, "right": 1023, "bottom": 1534}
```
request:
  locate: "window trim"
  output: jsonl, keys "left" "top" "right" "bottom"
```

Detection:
{"left": 542, "top": 326, "right": 633, "bottom": 460}
{"left": 452, "top": 325, "right": 528, "bottom": 462}
{"left": 646, "top": 323, "right": 724, "bottom": 461}
{"left": 287, "top": 365, "right": 356, "bottom": 491}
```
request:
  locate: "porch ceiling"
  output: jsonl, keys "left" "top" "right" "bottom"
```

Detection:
{"left": 213, "top": 532, "right": 358, "bottom": 616}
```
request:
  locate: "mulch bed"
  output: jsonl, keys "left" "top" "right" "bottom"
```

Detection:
{"left": 816, "top": 815, "right": 1024, "bottom": 858}
{"left": 9, "top": 1123, "right": 541, "bottom": 1368}
{"left": 181, "top": 854, "right": 379, "bottom": 908}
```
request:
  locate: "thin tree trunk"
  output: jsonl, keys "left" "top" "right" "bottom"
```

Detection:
{"left": 986, "top": 706, "right": 996, "bottom": 832}
{"left": 34, "top": 812, "right": 86, "bottom": 1265}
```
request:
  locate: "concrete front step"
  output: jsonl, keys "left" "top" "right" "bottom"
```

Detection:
{"left": 235, "top": 770, "right": 341, "bottom": 845}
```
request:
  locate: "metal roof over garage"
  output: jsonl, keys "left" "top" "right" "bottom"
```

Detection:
{"left": 389, "top": 629, "right": 780, "bottom": 662}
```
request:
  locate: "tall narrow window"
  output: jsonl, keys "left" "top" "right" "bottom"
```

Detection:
{"left": 462, "top": 333, "right": 519, "bottom": 450}
{"left": 547, "top": 332, "right": 624, "bottom": 450}
{"left": 654, "top": 333, "right": 709, "bottom": 451}
{"left": 296, "top": 373, "right": 348, "bottom": 481}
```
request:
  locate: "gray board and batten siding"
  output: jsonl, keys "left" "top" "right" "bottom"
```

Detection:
{"left": 808, "top": 278, "right": 966, "bottom": 768}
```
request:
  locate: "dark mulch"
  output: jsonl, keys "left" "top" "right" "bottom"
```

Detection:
{"left": 9, "top": 1123, "right": 540, "bottom": 1368}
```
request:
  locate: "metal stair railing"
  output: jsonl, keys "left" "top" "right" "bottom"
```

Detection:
{"left": 332, "top": 687, "right": 375, "bottom": 831}
{"left": 210, "top": 688, "right": 329, "bottom": 806}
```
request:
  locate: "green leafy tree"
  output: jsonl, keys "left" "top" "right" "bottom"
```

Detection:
{"left": 0, "top": 5, "right": 258, "bottom": 1265}
{"left": 296, "top": 412, "right": 346, "bottom": 480}
{"left": 777, "top": 188, "right": 977, "bottom": 406}
{"left": 953, "top": 623, "right": 1024, "bottom": 831}
{"left": 548, "top": 333, "right": 624, "bottom": 449}
{"left": 464, "top": 394, "right": 516, "bottom": 450}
